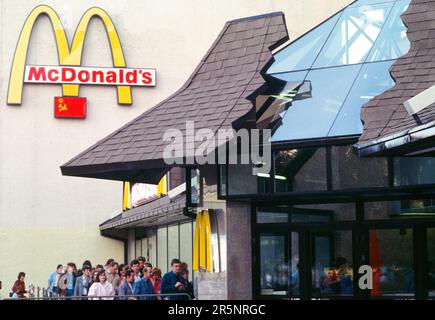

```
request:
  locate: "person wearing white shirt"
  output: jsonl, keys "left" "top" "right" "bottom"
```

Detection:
{"left": 88, "top": 271, "right": 115, "bottom": 300}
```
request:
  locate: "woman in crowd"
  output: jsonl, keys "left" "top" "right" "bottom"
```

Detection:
{"left": 88, "top": 270, "right": 115, "bottom": 300}
{"left": 12, "top": 272, "right": 27, "bottom": 298}
{"left": 150, "top": 268, "right": 162, "bottom": 299}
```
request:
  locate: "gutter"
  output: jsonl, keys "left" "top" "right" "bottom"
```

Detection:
{"left": 355, "top": 120, "right": 435, "bottom": 157}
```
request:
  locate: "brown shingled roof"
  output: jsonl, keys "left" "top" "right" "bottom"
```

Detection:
{"left": 357, "top": 0, "right": 435, "bottom": 155}
{"left": 61, "top": 12, "right": 288, "bottom": 183}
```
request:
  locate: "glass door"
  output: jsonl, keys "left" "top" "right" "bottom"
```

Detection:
{"left": 258, "top": 232, "right": 300, "bottom": 298}
{"left": 310, "top": 230, "right": 354, "bottom": 298}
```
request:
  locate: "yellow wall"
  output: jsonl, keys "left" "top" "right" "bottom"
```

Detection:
{"left": 0, "top": 0, "right": 351, "bottom": 296}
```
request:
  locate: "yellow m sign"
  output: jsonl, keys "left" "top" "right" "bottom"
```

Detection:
{"left": 193, "top": 210, "right": 213, "bottom": 272}
{"left": 7, "top": 5, "right": 132, "bottom": 105}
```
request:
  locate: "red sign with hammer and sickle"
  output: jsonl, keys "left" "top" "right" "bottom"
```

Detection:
{"left": 54, "top": 97, "right": 87, "bottom": 118}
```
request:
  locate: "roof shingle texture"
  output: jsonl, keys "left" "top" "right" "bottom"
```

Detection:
{"left": 359, "top": 0, "right": 435, "bottom": 144}
{"left": 62, "top": 13, "right": 288, "bottom": 176}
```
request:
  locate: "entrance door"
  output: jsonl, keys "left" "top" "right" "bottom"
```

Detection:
{"left": 257, "top": 227, "right": 354, "bottom": 299}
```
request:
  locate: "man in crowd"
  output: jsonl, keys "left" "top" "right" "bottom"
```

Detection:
{"left": 105, "top": 261, "right": 120, "bottom": 294}
{"left": 118, "top": 269, "right": 135, "bottom": 300}
{"left": 74, "top": 265, "right": 92, "bottom": 298}
{"left": 134, "top": 264, "right": 154, "bottom": 300}
{"left": 161, "top": 258, "right": 188, "bottom": 300}
{"left": 137, "top": 256, "right": 146, "bottom": 277}
{"left": 131, "top": 259, "right": 142, "bottom": 283}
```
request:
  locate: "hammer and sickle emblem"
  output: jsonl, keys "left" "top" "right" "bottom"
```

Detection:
{"left": 57, "top": 98, "right": 68, "bottom": 112}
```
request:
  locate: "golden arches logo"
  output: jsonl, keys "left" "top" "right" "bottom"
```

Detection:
{"left": 7, "top": 5, "right": 132, "bottom": 105}
{"left": 193, "top": 210, "right": 213, "bottom": 272}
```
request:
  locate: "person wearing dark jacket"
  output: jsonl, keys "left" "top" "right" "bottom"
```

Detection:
{"left": 161, "top": 259, "right": 188, "bottom": 300}
{"left": 133, "top": 265, "right": 154, "bottom": 300}
{"left": 118, "top": 269, "right": 135, "bottom": 300}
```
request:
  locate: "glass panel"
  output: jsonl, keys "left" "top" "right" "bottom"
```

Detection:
{"left": 369, "top": 229, "right": 414, "bottom": 297}
{"left": 190, "top": 168, "right": 200, "bottom": 204}
{"left": 148, "top": 229, "right": 157, "bottom": 267}
{"left": 157, "top": 227, "right": 168, "bottom": 275}
{"left": 365, "top": 200, "right": 435, "bottom": 220}
{"left": 428, "top": 228, "right": 435, "bottom": 297}
{"left": 141, "top": 238, "right": 148, "bottom": 260}
{"left": 260, "top": 234, "right": 287, "bottom": 296}
{"left": 289, "top": 232, "right": 300, "bottom": 298}
{"left": 267, "top": 13, "right": 341, "bottom": 74}
{"left": 394, "top": 157, "right": 435, "bottom": 186}
{"left": 257, "top": 207, "right": 289, "bottom": 223}
{"left": 167, "top": 224, "right": 179, "bottom": 271}
{"left": 272, "top": 65, "right": 361, "bottom": 142}
{"left": 312, "top": 231, "right": 353, "bottom": 297}
{"left": 180, "top": 222, "right": 193, "bottom": 281}
{"left": 292, "top": 203, "right": 355, "bottom": 222}
{"left": 219, "top": 164, "right": 227, "bottom": 196}
{"left": 135, "top": 240, "right": 142, "bottom": 259}
{"left": 312, "top": 3, "right": 392, "bottom": 68}
{"left": 274, "top": 148, "right": 327, "bottom": 192}
{"left": 328, "top": 60, "right": 396, "bottom": 136}
{"left": 331, "top": 145, "right": 389, "bottom": 189}
{"left": 367, "top": 0, "right": 411, "bottom": 62}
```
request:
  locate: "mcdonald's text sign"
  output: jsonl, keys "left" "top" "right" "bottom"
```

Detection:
{"left": 26, "top": 66, "right": 155, "bottom": 87}
{"left": 7, "top": 5, "right": 156, "bottom": 117}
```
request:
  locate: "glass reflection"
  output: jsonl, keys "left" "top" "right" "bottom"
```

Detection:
{"left": 312, "top": 3, "right": 393, "bottom": 68}
{"left": 267, "top": 13, "right": 341, "bottom": 74}
{"left": 367, "top": 0, "right": 411, "bottom": 62}
{"left": 274, "top": 148, "right": 327, "bottom": 192}
{"left": 312, "top": 231, "right": 354, "bottom": 297}
{"left": 328, "top": 60, "right": 396, "bottom": 136}
{"left": 394, "top": 157, "right": 435, "bottom": 186}
{"left": 260, "top": 234, "right": 287, "bottom": 296}
{"left": 272, "top": 65, "right": 361, "bottom": 141}
{"left": 370, "top": 229, "right": 414, "bottom": 297}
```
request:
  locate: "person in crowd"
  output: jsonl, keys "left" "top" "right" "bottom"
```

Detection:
{"left": 106, "top": 261, "right": 120, "bottom": 294}
{"left": 47, "top": 264, "right": 62, "bottom": 297}
{"left": 118, "top": 269, "right": 135, "bottom": 300}
{"left": 161, "top": 258, "right": 188, "bottom": 300}
{"left": 88, "top": 270, "right": 115, "bottom": 300}
{"left": 77, "top": 260, "right": 93, "bottom": 277}
{"left": 150, "top": 268, "right": 162, "bottom": 299}
{"left": 118, "top": 264, "right": 127, "bottom": 286}
{"left": 57, "top": 266, "right": 69, "bottom": 297}
{"left": 74, "top": 265, "right": 92, "bottom": 298}
{"left": 12, "top": 272, "right": 27, "bottom": 298}
{"left": 335, "top": 257, "right": 353, "bottom": 295}
{"left": 134, "top": 264, "right": 155, "bottom": 300}
{"left": 95, "top": 264, "right": 104, "bottom": 271}
{"left": 321, "top": 268, "right": 340, "bottom": 295}
{"left": 105, "top": 259, "right": 114, "bottom": 272}
{"left": 66, "top": 262, "right": 77, "bottom": 297}
{"left": 180, "top": 264, "right": 194, "bottom": 299}
{"left": 131, "top": 259, "right": 142, "bottom": 283}
{"left": 137, "top": 256, "right": 146, "bottom": 277}
{"left": 90, "top": 270, "right": 100, "bottom": 287}
{"left": 82, "top": 260, "right": 92, "bottom": 270}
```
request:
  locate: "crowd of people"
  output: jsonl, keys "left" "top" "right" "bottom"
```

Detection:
{"left": 11, "top": 257, "right": 194, "bottom": 300}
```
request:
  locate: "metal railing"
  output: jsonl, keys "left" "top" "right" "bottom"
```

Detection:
{"left": 3, "top": 292, "right": 192, "bottom": 300}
